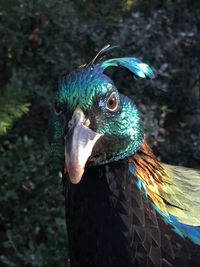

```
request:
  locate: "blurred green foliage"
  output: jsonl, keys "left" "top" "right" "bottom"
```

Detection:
{"left": 0, "top": 76, "right": 29, "bottom": 134}
{"left": 0, "top": 137, "right": 67, "bottom": 267}
{"left": 0, "top": 0, "right": 199, "bottom": 266}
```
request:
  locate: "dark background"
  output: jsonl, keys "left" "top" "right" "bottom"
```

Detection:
{"left": 0, "top": 0, "right": 199, "bottom": 266}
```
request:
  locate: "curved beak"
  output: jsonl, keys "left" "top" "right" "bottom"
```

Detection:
{"left": 65, "top": 107, "right": 102, "bottom": 184}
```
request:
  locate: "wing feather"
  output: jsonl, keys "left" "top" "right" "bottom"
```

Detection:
{"left": 162, "top": 164, "right": 200, "bottom": 226}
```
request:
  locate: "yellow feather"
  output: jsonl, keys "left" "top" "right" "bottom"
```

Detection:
{"left": 130, "top": 140, "right": 200, "bottom": 226}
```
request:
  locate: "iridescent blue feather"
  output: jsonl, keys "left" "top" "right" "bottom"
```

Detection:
{"left": 153, "top": 204, "right": 200, "bottom": 246}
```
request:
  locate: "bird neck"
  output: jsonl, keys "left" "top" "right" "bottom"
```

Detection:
{"left": 128, "top": 139, "right": 171, "bottom": 215}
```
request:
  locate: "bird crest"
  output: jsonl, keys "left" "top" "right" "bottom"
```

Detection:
{"left": 58, "top": 44, "right": 155, "bottom": 111}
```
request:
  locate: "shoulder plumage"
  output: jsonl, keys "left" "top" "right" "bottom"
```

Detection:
{"left": 129, "top": 140, "right": 200, "bottom": 245}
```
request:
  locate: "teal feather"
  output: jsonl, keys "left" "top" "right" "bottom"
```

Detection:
{"left": 100, "top": 57, "right": 155, "bottom": 79}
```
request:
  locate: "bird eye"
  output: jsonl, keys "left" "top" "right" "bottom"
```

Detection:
{"left": 54, "top": 101, "right": 63, "bottom": 115}
{"left": 106, "top": 92, "right": 118, "bottom": 111}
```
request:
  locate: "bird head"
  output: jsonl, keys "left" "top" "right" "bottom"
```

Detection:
{"left": 51, "top": 45, "right": 154, "bottom": 184}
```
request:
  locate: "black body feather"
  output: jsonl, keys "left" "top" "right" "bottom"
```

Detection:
{"left": 63, "top": 158, "right": 200, "bottom": 267}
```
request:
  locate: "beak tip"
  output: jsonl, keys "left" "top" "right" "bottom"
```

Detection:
{"left": 67, "top": 165, "right": 85, "bottom": 184}
{"left": 70, "top": 178, "right": 80, "bottom": 184}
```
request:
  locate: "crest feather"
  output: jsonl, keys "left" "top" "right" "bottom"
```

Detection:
{"left": 100, "top": 57, "right": 155, "bottom": 79}
{"left": 88, "top": 44, "right": 119, "bottom": 66}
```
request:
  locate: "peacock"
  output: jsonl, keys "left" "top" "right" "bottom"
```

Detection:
{"left": 51, "top": 45, "right": 200, "bottom": 267}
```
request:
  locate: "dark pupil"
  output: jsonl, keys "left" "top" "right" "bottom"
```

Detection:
{"left": 108, "top": 97, "right": 116, "bottom": 109}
